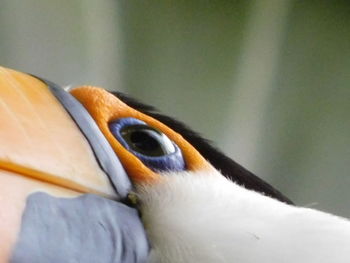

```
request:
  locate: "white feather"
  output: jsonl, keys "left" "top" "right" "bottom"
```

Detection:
{"left": 136, "top": 169, "right": 350, "bottom": 263}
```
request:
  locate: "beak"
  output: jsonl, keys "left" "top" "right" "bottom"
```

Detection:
{"left": 0, "top": 66, "right": 131, "bottom": 198}
{"left": 0, "top": 67, "right": 130, "bottom": 260}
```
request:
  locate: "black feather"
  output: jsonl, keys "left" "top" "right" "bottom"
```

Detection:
{"left": 112, "top": 92, "right": 293, "bottom": 205}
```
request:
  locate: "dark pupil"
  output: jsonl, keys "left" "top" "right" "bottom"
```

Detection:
{"left": 121, "top": 125, "right": 175, "bottom": 157}
{"left": 129, "top": 131, "right": 159, "bottom": 153}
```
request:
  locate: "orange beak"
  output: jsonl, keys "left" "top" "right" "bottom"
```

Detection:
{"left": 0, "top": 67, "right": 122, "bottom": 261}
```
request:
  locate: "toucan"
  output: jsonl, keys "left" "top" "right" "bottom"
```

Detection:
{"left": 0, "top": 66, "right": 349, "bottom": 263}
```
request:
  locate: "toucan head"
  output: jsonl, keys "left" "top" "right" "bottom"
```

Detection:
{"left": 0, "top": 66, "right": 292, "bottom": 262}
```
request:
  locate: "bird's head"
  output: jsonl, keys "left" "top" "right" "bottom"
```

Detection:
{"left": 0, "top": 66, "right": 293, "bottom": 262}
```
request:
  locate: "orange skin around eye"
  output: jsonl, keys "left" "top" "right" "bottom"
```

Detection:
{"left": 70, "top": 86, "right": 213, "bottom": 184}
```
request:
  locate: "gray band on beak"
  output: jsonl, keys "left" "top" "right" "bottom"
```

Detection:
{"left": 35, "top": 77, "right": 132, "bottom": 200}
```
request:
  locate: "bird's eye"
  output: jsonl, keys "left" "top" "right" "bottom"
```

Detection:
{"left": 109, "top": 118, "right": 185, "bottom": 172}
{"left": 120, "top": 125, "right": 175, "bottom": 157}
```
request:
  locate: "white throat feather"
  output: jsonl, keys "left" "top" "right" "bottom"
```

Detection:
{"left": 136, "top": 169, "right": 350, "bottom": 263}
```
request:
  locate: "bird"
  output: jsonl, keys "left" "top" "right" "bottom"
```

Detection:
{"left": 0, "top": 66, "right": 349, "bottom": 263}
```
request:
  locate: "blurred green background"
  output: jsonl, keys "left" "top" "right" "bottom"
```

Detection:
{"left": 1, "top": 0, "right": 349, "bottom": 216}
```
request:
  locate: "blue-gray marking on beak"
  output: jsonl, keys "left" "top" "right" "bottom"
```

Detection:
{"left": 12, "top": 193, "right": 149, "bottom": 263}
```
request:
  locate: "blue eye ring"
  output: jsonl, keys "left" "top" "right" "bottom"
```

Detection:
{"left": 109, "top": 117, "right": 185, "bottom": 172}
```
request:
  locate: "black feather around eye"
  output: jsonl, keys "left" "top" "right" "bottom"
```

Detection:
{"left": 112, "top": 91, "right": 293, "bottom": 205}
